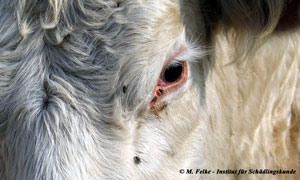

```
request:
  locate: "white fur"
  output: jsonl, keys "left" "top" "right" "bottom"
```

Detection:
{"left": 0, "top": 0, "right": 299, "bottom": 179}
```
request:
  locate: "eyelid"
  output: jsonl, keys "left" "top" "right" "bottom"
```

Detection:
{"left": 167, "top": 59, "right": 182, "bottom": 66}
{"left": 150, "top": 59, "right": 188, "bottom": 110}
{"left": 161, "top": 45, "right": 187, "bottom": 75}
{"left": 150, "top": 44, "right": 189, "bottom": 109}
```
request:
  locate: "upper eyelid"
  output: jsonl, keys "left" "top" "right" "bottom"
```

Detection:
{"left": 163, "top": 45, "right": 187, "bottom": 70}
{"left": 168, "top": 59, "right": 183, "bottom": 66}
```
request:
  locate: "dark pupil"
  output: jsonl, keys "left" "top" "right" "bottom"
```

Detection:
{"left": 163, "top": 62, "right": 183, "bottom": 83}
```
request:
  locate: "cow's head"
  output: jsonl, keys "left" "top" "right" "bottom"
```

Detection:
{"left": 0, "top": 0, "right": 206, "bottom": 179}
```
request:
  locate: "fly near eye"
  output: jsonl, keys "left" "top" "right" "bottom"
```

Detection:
{"left": 163, "top": 62, "right": 183, "bottom": 83}
{"left": 150, "top": 61, "right": 188, "bottom": 110}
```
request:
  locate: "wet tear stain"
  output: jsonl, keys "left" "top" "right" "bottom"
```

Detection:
{"left": 150, "top": 101, "right": 168, "bottom": 116}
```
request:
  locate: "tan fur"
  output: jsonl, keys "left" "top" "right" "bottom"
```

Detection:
{"left": 190, "top": 25, "right": 300, "bottom": 179}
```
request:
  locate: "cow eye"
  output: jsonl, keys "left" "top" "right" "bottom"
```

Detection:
{"left": 163, "top": 62, "right": 183, "bottom": 83}
{"left": 150, "top": 60, "right": 188, "bottom": 110}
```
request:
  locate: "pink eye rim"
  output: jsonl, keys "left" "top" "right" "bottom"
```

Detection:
{"left": 150, "top": 61, "right": 188, "bottom": 109}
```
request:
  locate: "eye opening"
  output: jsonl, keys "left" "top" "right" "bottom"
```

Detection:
{"left": 162, "top": 61, "right": 184, "bottom": 83}
{"left": 151, "top": 60, "right": 188, "bottom": 110}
